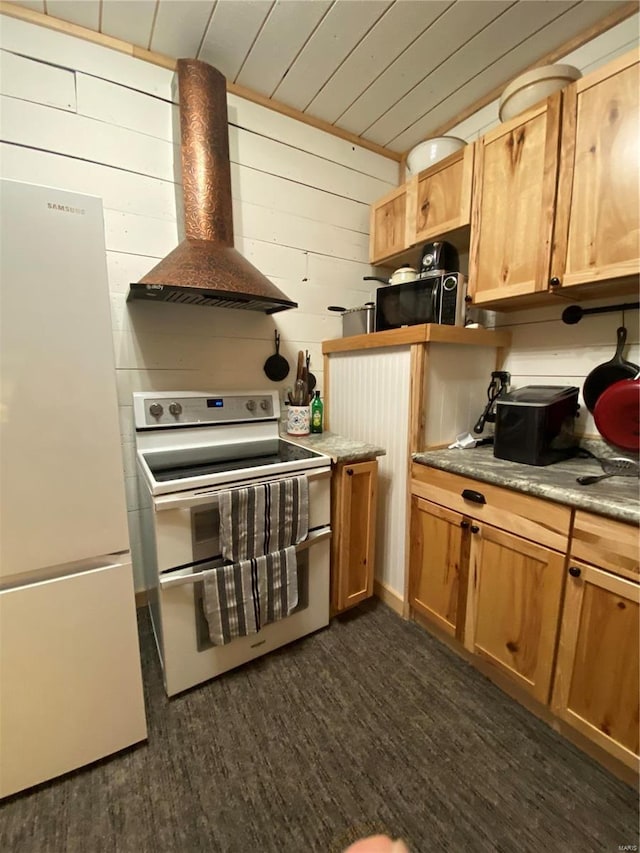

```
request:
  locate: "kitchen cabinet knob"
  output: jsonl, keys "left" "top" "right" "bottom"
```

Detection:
{"left": 461, "top": 489, "right": 486, "bottom": 505}
{"left": 464, "top": 295, "right": 473, "bottom": 303}
{"left": 568, "top": 566, "right": 581, "bottom": 578}
{"left": 346, "top": 468, "right": 354, "bottom": 476}
{"left": 460, "top": 521, "right": 470, "bottom": 529}
{"left": 549, "top": 276, "right": 561, "bottom": 287}
{"left": 470, "top": 525, "right": 480, "bottom": 534}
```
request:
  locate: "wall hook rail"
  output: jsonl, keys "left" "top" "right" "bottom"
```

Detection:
{"left": 562, "top": 302, "right": 640, "bottom": 324}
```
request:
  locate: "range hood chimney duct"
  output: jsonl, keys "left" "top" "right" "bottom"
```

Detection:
{"left": 128, "top": 59, "right": 297, "bottom": 313}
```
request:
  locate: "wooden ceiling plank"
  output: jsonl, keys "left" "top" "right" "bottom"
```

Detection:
{"left": 150, "top": 0, "right": 214, "bottom": 59}
{"left": 46, "top": 0, "right": 100, "bottom": 29}
{"left": 370, "top": 0, "right": 575, "bottom": 147}
{"left": 337, "top": 0, "right": 512, "bottom": 137}
{"left": 398, "top": 0, "right": 638, "bottom": 150}
{"left": 306, "top": 0, "right": 451, "bottom": 125}
{"left": 101, "top": 0, "right": 157, "bottom": 47}
{"left": 198, "top": 0, "right": 273, "bottom": 82}
{"left": 271, "top": 0, "right": 392, "bottom": 111}
{"left": 236, "top": 0, "right": 331, "bottom": 97}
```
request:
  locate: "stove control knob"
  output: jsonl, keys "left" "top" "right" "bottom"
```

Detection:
{"left": 246, "top": 399, "right": 257, "bottom": 412}
{"left": 260, "top": 399, "right": 270, "bottom": 411}
{"left": 169, "top": 402, "right": 182, "bottom": 416}
{"left": 149, "top": 403, "right": 163, "bottom": 418}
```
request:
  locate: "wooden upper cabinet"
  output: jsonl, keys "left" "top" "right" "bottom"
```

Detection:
{"left": 409, "top": 144, "right": 474, "bottom": 245}
{"left": 551, "top": 49, "right": 640, "bottom": 291}
{"left": 552, "top": 560, "right": 639, "bottom": 770}
{"left": 369, "top": 185, "right": 409, "bottom": 264}
{"left": 468, "top": 93, "right": 562, "bottom": 306}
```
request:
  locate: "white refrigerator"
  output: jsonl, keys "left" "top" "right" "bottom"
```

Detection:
{"left": 0, "top": 180, "right": 147, "bottom": 798}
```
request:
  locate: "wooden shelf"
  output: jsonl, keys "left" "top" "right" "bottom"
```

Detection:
{"left": 322, "top": 324, "right": 511, "bottom": 354}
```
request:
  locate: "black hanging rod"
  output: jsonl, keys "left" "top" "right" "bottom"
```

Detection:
{"left": 562, "top": 301, "right": 640, "bottom": 325}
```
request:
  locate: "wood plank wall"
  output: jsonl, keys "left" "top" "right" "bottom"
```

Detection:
{"left": 448, "top": 14, "right": 640, "bottom": 440}
{"left": 0, "top": 14, "right": 398, "bottom": 589}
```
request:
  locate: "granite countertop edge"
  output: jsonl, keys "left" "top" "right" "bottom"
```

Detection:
{"left": 281, "top": 430, "right": 386, "bottom": 464}
{"left": 412, "top": 447, "right": 639, "bottom": 526}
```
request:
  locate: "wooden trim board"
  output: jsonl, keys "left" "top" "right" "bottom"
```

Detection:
{"left": 322, "top": 325, "right": 511, "bottom": 354}
{"left": 373, "top": 579, "right": 404, "bottom": 617}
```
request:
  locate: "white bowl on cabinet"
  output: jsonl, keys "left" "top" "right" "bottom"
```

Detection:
{"left": 406, "top": 136, "right": 466, "bottom": 175}
{"left": 499, "top": 64, "right": 582, "bottom": 122}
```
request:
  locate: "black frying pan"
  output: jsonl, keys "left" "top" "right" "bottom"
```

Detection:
{"left": 263, "top": 331, "right": 289, "bottom": 382}
{"left": 583, "top": 326, "right": 639, "bottom": 412}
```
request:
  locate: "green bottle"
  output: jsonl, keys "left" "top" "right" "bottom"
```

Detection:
{"left": 310, "top": 390, "right": 323, "bottom": 434}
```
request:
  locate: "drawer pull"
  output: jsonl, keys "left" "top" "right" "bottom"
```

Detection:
{"left": 470, "top": 525, "right": 480, "bottom": 534}
{"left": 460, "top": 521, "right": 470, "bottom": 529}
{"left": 346, "top": 469, "right": 354, "bottom": 476}
{"left": 461, "top": 488, "right": 486, "bottom": 505}
{"left": 568, "top": 566, "right": 582, "bottom": 578}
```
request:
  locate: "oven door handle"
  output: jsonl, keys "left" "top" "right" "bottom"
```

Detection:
{"left": 159, "top": 528, "right": 332, "bottom": 589}
{"left": 153, "top": 467, "right": 332, "bottom": 511}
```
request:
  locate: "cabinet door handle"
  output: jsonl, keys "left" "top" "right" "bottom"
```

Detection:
{"left": 470, "top": 525, "right": 480, "bottom": 534}
{"left": 346, "top": 468, "right": 354, "bottom": 476}
{"left": 549, "top": 276, "right": 561, "bottom": 287}
{"left": 460, "top": 521, "right": 470, "bottom": 529}
{"left": 568, "top": 566, "right": 581, "bottom": 578}
{"left": 461, "top": 489, "right": 486, "bottom": 505}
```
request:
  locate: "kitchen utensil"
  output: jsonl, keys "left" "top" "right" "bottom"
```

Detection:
{"left": 305, "top": 351, "right": 317, "bottom": 393}
{"left": 406, "top": 137, "right": 466, "bottom": 175}
{"left": 576, "top": 456, "right": 639, "bottom": 485}
{"left": 328, "top": 303, "right": 375, "bottom": 336}
{"left": 263, "top": 331, "right": 289, "bottom": 381}
{"left": 499, "top": 64, "right": 581, "bottom": 122}
{"left": 582, "top": 326, "right": 639, "bottom": 412}
{"left": 593, "top": 373, "right": 640, "bottom": 451}
{"left": 363, "top": 266, "right": 419, "bottom": 287}
{"left": 562, "top": 302, "right": 640, "bottom": 325}
{"left": 296, "top": 350, "right": 304, "bottom": 381}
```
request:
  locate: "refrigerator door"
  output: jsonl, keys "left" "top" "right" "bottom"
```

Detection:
{"left": 0, "top": 180, "right": 129, "bottom": 584}
{"left": 0, "top": 559, "right": 147, "bottom": 798}
{"left": 0, "top": 561, "right": 147, "bottom": 797}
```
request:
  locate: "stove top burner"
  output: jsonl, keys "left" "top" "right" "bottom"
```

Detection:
{"left": 144, "top": 438, "right": 324, "bottom": 483}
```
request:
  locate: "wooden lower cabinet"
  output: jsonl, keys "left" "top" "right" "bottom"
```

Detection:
{"left": 464, "top": 523, "right": 565, "bottom": 704}
{"left": 552, "top": 560, "right": 640, "bottom": 770}
{"left": 331, "top": 460, "right": 377, "bottom": 613}
{"left": 409, "top": 496, "right": 468, "bottom": 640}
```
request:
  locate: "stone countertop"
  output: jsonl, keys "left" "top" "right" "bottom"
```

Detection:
{"left": 280, "top": 430, "right": 386, "bottom": 464}
{"left": 412, "top": 444, "right": 639, "bottom": 526}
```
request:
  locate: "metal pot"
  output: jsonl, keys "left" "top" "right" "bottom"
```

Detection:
{"left": 328, "top": 303, "right": 375, "bottom": 336}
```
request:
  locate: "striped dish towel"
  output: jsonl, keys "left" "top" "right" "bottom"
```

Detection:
{"left": 202, "top": 547, "right": 298, "bottom": 645}
{"left": 219, "top": 476, "right": 309, "bottom": 561}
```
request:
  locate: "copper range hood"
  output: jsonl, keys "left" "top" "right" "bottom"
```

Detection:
{"left": 128, "top": 59, "right": 297, "bottom": 313}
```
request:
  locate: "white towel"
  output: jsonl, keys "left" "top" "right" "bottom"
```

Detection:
{"left": 202, "top": 547, "right": 298, "bottom": 645}
{"left": 218, "top": 476, "right": 309, "bottom": 561}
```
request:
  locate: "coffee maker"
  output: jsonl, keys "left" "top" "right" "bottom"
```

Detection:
{"left": 419, "top": 241, "right": 459, "bottom": 277}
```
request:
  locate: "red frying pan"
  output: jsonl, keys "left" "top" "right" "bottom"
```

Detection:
{"left": 593, "top": 373, "right": 640, "bottom": 451}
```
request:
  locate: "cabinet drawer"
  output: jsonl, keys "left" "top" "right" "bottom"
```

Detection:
{"left": 411, "top": 463, "right": 571, "bottom": 552}
{"left": 571, "top": 511, "right": 639, "bottom": 581}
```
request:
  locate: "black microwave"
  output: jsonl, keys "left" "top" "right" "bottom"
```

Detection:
{"left": 375, "top": 272, "right": 467, "bottom": 331}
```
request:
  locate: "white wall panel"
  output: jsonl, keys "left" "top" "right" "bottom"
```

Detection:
{"left": 0, "top": 50, "right": 76, "bottom": 111}
{"left": 328, "top": 348, "right": 411, "bottom": 596}
{"left": 47, "top": 1, "right": 100, "bottom": 30}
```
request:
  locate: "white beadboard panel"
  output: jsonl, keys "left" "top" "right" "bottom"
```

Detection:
{"left": 227, "top": 93, "right": 398, "bottom": 184}
{"left": 75, "top": 73, "right": 177, "bottom": 141}
{"left": 0, "top": 143, "right": 179, "bottom": 221}
{"left": 198, "top": 0, "right": 272, "bottom": 82}
{"left": 0, "top": 95, "right": 179, "bottom": 182}
{"left": 271, "top": 0, "right": 391, "bottom": 111}
{"left": 151, "top": 0, "right": 214, "bottom": 58}
{"left": 424, "top": 346, "right": 498, "bottom": 448}
{"left": 306, "top": 0, "right": 449, "bottom": 125}
{"left": 329, "top": 348, "right": 411, "bottom": 596}
{"left": 0, "top": 15, "right": 175, "bottom": 100}
{"left": 231, "top": 124, "right": 392, "bottom": 203}
{"left": 0, "top": 50, "right": 76, "bottom": 111}
{"left": 235, "top": 0, "right": 331, "bottom": 97}
{"left": 232, "top": 163, "right": 369, "bottom": 234}
{"left": 46, "top": 0, "right": 100, "bottom": 30}
{"left": 338, "top": 1, "right": 509, "bottom": 137}
{"left": 100, "top": 0, "right": 157, "bottom": 48}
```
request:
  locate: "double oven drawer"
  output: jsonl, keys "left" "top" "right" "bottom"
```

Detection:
{"left": 152, "top": 468, "right": 332, "bottom": 572}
